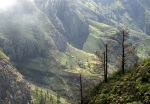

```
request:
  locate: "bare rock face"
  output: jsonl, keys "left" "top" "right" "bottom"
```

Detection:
{"left": 35, "top": 0, "right": 89, "bottom": 49}
{"left": 0, "top": 57, "right": 32, "bottom": 104}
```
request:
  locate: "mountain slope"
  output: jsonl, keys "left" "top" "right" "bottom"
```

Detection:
{"left": 0, "top": 0, "right": 67, "bottom": 61}
{"left": 0, "top": 53, "right": 32, "bottom": 104}
{"left": 35, "top": 0, "right": 150, "bottom": 53}
{"left": 0, "top": 0, "right": 150, "bottom": 103}
{"left": 84, "top": 58, "right": 150, "bottom": 104}
{"left": 35, "top": 0, "right": 90, "bottom": 49}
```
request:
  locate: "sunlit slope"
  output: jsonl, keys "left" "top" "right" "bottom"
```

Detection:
{"left": 15, "top": 43, "right": 100, "bottom": 103}
{"left": 83, "top": 19, "right": 150, "bottom": 53}
{"left": 84, "top": 58, "right": 150, "bottom": 104}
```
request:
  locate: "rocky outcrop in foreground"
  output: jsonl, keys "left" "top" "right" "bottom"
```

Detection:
{"left": 0, "top": 57, "right": 32, "bottom": 104}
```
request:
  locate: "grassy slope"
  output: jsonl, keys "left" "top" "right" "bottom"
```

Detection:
{"left": 1, "top": 0, "right": 149, "bottom": 103}
{"left": 51, "top": 44, "right": 101, "bottom": 77}
{"left": 83, "top": 19, "right": 150, "bottom": 54}
{"left": 31, "top": 84, "right": 69, "bottom": 104}
{"left": 7, "top": 3, "right": 100, "bottom": 103}
{"left": 81, "top": 0, "right": 150, "bottom": 54}
{"left": 84, "top": 58, "right": 150, "bottom": 104}
{"left": 30, "top": 1, "right": 150, "bottom": 103}
{"left": 83, "top": 19, "right": 117, "bottom": 53}
{"left": 15, "top": 44, "right": 100, "bottom": 103}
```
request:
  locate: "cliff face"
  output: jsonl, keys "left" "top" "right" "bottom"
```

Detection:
{"left": 35, "top": 0, "right": 89, "bottom": 49}
{"left": 0, "top": 57, "right": 32, "bottom": 104}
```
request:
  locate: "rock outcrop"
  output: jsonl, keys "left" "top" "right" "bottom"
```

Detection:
{"left": 0, "top": 57, "right": 32, "bottom": 104}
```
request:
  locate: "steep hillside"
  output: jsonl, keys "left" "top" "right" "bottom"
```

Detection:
{"left": 0, "top": 0, "right": 67, "bottom": 61}
{"left": 80, "top": 0, "right": 150, "bottom": 32}
{"left": 0, "top": 0, "right": 150, "bottom": 103}
{"left": 79, "top": 0, "right": 150, "bottom": 53}
{"left": 84, "top": 58, "right": 150, "bottom": 104}
{"left": 35, "top": 0, "right": 90, "bottom": 49}
{"left": 35, "top": 0, "right": 150, "bottom": 53}
{"left": 0, "top": 0, "right": 99, "bottom": 103}
{"left": 0, "top": 52, "right": 32, "bottom": 104}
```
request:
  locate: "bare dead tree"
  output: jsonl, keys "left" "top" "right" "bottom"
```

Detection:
{"left": 80, "top": 74, "right": 83, "bottom": 104}
{"left": 103, "top": 51, "right": 106, "bottom": 81}
{"left": 95, "top": 43, "right": 108, "bottom": 82}
{"left": 105, "top": 44, "right": 108, "bottom": 82}
{"left": 111, "top": 29, "right": 139, "bottom": 74}
{"left": 98, "top": 44, "right": 108, "bottom": 82}
{"left": 122, "top": 30, "right": 125, "bottom": 74}
{"left": 74, "top": 72, "right": 102, "bottom": 104}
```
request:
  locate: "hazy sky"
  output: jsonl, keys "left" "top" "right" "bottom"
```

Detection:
{"left": 0, "top": 0, "right": 16, "bottom": 10}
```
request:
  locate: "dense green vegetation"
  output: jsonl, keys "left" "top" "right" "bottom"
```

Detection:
{"left": 83, "top": 58, "right": 150, "bottom": 104}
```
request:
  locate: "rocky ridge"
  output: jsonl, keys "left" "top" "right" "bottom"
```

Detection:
{"left": 0, "top": 57, "right": 32, "bottom": 104}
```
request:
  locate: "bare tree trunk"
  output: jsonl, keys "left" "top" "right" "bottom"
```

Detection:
{"left": 122, "top": 31, "right": 125, "bottom": 74}
{"left": 105, "top": 44, "right": 108, "bottom": 82}
{"left": 80, "top": 74, "right": 83, "bottom": 104}
{"left": 103, "top": 51, "right": 106, "bottom": 82}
